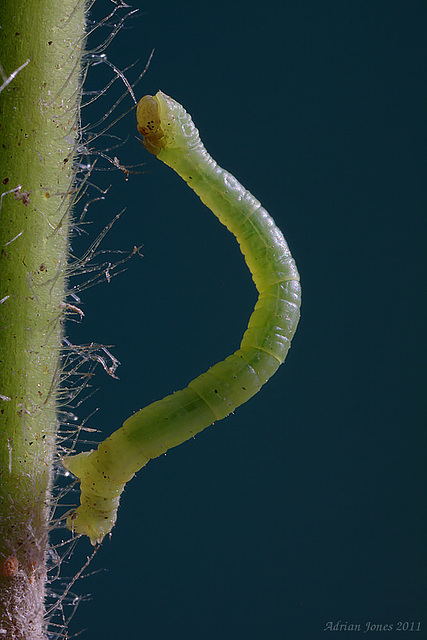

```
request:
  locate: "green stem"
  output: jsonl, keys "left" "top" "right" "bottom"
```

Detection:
{"left": 0, "top": 1, "right": 86, "bottom": 637}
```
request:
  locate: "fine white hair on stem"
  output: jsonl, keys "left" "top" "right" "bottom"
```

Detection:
{"left": 0, "top": 58, "right": 30, "bottom": 93}
{"left": 44, "top": 3, "right": 148, "bottom": 636}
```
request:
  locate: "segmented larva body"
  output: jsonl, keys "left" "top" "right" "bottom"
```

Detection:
{"left": 63, "top": 91, "right": 301, "bottom": 544}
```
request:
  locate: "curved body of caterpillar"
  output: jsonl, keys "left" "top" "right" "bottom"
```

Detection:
{"left": 63, "top": 90, "right": 301, "bottom": 544}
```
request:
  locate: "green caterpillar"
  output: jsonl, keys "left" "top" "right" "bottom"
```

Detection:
{"left": 63, "top": 90, "right": 301, "bottom": 544}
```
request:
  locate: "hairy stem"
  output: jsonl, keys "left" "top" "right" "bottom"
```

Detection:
{"left": 0, "top": 1, "right": 86, "bottom": 637}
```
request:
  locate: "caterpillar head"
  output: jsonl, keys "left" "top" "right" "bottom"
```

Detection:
{"left": 137, "top": 91, "right": 175, "bottom": 155}
{"left": 137, "top": 95, "right": 162, "bottom": 155}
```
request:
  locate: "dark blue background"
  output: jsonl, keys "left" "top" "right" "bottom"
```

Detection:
{"left": 60, "top": 1, "right": 426, "bottom": 639}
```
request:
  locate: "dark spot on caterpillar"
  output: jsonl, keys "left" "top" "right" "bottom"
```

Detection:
{"left": 2, "top": 178, "right": 9, "bottom": 185}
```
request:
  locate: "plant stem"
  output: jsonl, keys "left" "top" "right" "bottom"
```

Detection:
{"left": 0, "top": 1, "right": 86, "bottom": 637}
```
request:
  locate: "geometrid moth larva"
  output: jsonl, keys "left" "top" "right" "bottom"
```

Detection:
{"left": 63, "top": 90, "right": 301, "bottom": 545}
